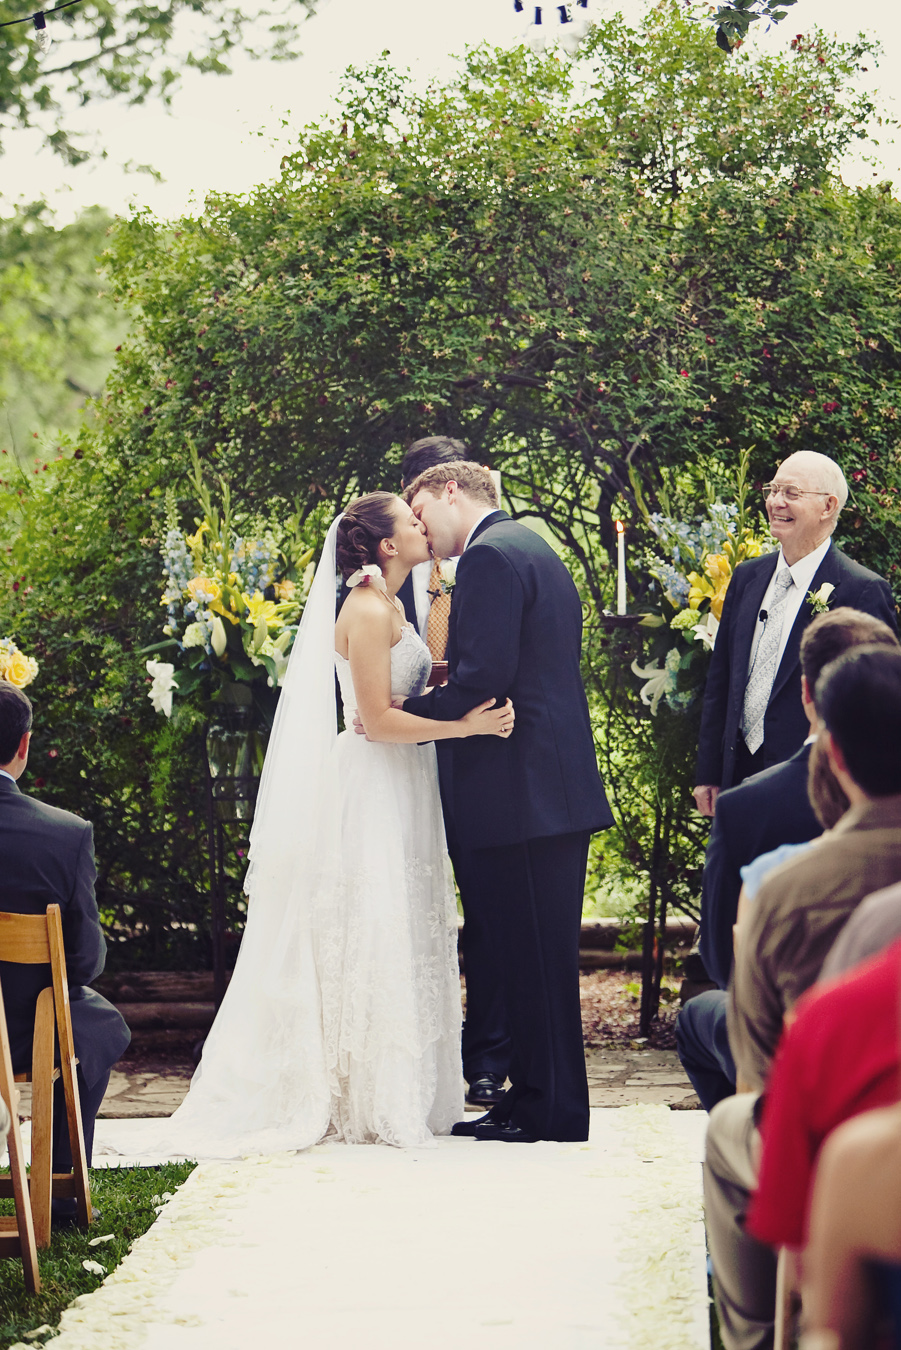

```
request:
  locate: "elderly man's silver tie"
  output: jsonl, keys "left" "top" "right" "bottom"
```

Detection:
{"left": 741, "top": 569, "right": 795, "bottom": 756}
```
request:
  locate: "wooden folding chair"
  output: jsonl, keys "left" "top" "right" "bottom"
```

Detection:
{"left": 0, "top": 905, "right": 92, "bottom": 1247}
{"left": 0, "top": 977, "right": 40, "bottom": 1290}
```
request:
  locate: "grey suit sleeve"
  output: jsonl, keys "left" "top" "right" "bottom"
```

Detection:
{"left": 62, "top": 823, "right": 106, "bottom": 987}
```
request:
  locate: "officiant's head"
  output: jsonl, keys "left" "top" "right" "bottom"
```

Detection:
{"left": 400, "top": 437, "right": 475, "bottom": 489}
{"left": 404, "top": 463, "right": 499, "bottom": 560}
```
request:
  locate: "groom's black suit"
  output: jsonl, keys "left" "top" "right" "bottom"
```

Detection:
{"left": 0, "top": 775, "right": 131, "bottom": 1168}
{"left": 405, "top": 511, "right": 613, "bottom": 1140}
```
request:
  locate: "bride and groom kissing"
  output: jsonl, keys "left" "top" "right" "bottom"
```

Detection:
{"left": 156, "top": 448, "right": 613, "bottom": 1158}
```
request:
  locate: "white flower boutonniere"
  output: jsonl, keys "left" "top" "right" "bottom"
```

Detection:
{"left": 346, "top": 563, "right": 387, "bottom": 593}
{"left": 436, "top": 558, "right": 458, "bottom": 594}
{"left": 806, "top": 582, "right": 836, "bottom": 615}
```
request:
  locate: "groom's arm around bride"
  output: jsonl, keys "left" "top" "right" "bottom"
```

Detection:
{"left": 403, "top": 463, "right": 614, "bottom": 1143}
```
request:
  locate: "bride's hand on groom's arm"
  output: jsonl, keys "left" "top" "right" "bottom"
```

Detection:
{"left": 460, "top": 698, "right": 515, "bottom": 739}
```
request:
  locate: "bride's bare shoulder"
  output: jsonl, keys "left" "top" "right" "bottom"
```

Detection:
{"left": 335, "top": 586, "right": 393, "bottom": 652}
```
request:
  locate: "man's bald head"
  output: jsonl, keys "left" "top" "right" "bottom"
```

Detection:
{"left": 776, "top": 451, "right": 848, "bottom": 512}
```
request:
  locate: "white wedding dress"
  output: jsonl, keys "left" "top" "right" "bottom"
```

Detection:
{"left": 127, "top": 523, "right": 464, "bottom": 1160}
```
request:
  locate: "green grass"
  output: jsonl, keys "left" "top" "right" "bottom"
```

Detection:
{"left": 0, "top": 1162, "right": 195, "bottom": 1348}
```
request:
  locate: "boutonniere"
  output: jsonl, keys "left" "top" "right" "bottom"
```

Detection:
{"left": 806, "top": 582, "right": 836, "bottom": 615}
{"left": 436, "top": 558, "right": 457, "bottom": 594}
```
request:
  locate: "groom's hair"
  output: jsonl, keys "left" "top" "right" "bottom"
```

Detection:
{"left": 403, "top": 462, "right": 498, "bottom": 508}
{"left": 400, "top": 437, "right": 473, "bottom": 487}
{"left": 0, "top": 680, "right": 32, "bottom": 765}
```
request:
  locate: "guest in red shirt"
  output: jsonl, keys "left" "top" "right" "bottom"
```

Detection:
{"left": 748, "top": 937, "right": 901, "bottom": 1250}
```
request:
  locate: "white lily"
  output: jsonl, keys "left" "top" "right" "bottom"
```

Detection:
{"left": 210, "top": 614, "right": 228, "bottom": 658}
{"left": 691, "top": 612, "right": 719, "bottom": 651}
{"left": 630, "top": 658, "right": 670, "bottom": 716}
{"left": 145, "top": 660, "right": 178, "bottom": 718}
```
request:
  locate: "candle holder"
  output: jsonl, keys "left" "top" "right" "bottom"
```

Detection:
{"left": 598, "top": 612, "right": 646, "bottom": 631}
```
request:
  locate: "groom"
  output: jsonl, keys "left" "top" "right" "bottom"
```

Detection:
{"left": 403, "top": 463, "right": 613, "bottom": 1142}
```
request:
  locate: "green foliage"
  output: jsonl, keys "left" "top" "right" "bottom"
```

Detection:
{"left": 0, "top": 1161, "right": 195, "bottom": 1348}
{"left": 0, "top": 203, "right": 125, "bottom": 460}
{"left": 711, "top": 0, "right": 797, "bottom": 54}
{"left": 2, "top": 3, "right": 900, "bottom": 964}
{"left": 0, "top": 0, "right": 317, "bottom": 161}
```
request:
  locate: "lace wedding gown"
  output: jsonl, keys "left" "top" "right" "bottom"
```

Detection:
{"left": 141, "top": 624, "right": 464, "bottom": 1159}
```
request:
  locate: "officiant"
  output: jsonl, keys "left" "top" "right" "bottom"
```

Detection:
{"left": 693, "top": 450, "right": 896, "bottom": 817}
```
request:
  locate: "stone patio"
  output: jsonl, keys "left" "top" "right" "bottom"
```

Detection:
{"left": 85, "top": 1046, "right": 699, "bottom": 1120}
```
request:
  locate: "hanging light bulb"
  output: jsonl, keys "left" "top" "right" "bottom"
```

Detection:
{"left": 32, "top": 11, "right": 51, "bottom": 53}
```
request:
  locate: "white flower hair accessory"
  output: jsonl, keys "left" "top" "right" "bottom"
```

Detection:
{"left": 346, "top": 563, "right": 387, "bottom": 593}
{"left": 806, "top": 581, "right": 836, "bottom": 615}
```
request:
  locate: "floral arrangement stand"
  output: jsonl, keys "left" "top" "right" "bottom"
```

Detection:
{"left": 202, "top": 709, "right": 268, "bottom": 1012}
{"left": 144, "top": 450, "right": 321, "bottom": 1015}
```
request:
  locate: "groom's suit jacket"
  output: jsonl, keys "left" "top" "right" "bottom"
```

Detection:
{"left": 404, "top": 511, "right": 613, "bottom": 850}
{"left": 0, "top": 775, "right": 130, "bottom": 1086}
{"left": 696, "top": 544, "right": 897, "bottom": 790}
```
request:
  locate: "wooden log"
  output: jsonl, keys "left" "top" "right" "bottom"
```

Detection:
{"left": 115, "top": 1002, "right": 216, "bottom": 1031}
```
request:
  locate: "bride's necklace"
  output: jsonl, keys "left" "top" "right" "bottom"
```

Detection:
{"left": 377, "top": 588, "right": 407, "bottom": 622}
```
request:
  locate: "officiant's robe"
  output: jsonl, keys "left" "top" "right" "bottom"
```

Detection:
{"left": 0, "top": 775, "right": 130, "bottom": 1086}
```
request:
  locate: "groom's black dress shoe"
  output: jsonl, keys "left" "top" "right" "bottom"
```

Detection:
{"left": 473, "top": 1121, "right": 539, "bottom": 1144}
{"left": 451, "top": 1114, "right": 493, "bottom": 1137}
{"left": 466, "top": 1074, "right": 506, "bottom": 1108}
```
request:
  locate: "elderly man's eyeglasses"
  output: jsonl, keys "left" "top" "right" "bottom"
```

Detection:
{"left": 762, "top": 483, "right": 832, "bottom": 502}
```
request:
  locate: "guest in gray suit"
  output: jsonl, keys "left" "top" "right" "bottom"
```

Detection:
{"left": 0, "top": 681, "right": 130, "bottom": 1214}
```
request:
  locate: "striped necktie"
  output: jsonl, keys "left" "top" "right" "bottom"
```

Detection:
{"left": 741, "top": 569, "right": 795, "bottom": 755}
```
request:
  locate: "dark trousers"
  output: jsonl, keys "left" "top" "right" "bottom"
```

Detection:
{"left": 472, "top": 830, "right": 590, "bottom": 1141}
{"left": 732, "top": 735, "right": 766, "bottom": 788}
{"left": 445, "top": 823, "right": 512, "bottom": 1085}
{"left": 675, "top": 990, "right": 737, "bottom": 1113}
{"left": 53, "top": 1066, "right": 109, "bottom": 1172}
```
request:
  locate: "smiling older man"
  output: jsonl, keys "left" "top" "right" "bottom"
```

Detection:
{"left": 694, "top": 451, "right": 897, "bottom": 815}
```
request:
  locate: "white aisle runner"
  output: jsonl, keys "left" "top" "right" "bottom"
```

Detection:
{"left": 38, "top": 1106, "right": 708, "bottom": 1350}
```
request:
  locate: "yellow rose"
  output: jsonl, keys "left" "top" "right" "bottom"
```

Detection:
{"left": 187, "top": 576, "right": 222, "bottom": 605}
{"left": 273, "top": 579, "right": 296, "bottom": 602}
{"left": 0, "top": 650, "right": 38, "bottom": 688}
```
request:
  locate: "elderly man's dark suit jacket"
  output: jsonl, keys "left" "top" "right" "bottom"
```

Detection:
{"left": 696, "top": 544, "right": 897, "bottom": 790}
{"left": 699, "top": 743, "right": 821, "bottom": 990}
{"left": 0, "top": 775, "right": 130, "bottom": 1085}
{"left": 404, "top": 511, "right": 613, "bottom": 848}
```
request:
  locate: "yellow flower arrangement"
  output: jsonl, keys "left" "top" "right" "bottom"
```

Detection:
{"left": 0, "top": 639, "right": 39, "bottom": 689}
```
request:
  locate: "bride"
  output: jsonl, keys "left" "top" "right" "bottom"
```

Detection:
{"left": 157, "top": 492, "right": 513, "bottom": 1157}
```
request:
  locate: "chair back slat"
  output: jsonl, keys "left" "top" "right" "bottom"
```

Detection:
{"left": 0, "top": 912, "right": 51, "bottom": 965}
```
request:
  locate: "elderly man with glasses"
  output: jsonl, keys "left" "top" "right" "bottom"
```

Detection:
{"left": 694, "top": 450, "right": 896, "bottom": 816}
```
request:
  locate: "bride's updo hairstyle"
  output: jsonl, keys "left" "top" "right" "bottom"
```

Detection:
{"left": 336, "top": 492, "right": 400, "bottom": 579}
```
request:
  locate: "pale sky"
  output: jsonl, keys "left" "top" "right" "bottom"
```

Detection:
{"left": 0, "top": 0, "right": 898, "bottom": 224}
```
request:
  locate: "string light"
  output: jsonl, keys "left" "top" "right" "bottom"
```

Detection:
{"left": 0, "top": 0, "right": 82, "bottom": 55}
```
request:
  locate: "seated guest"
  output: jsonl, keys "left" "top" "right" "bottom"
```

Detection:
{"left": 0, "top": 681, "right": 130, "bottom": 1219}
{"left": 677, "top": 609, "right": 898, "bottom": 1113}
{"left": 704, "top": 644, "right": 901, "bottom": 1350}
{"left": 748, "top": 939, "right": 901, "bottom": 1255}
{"left": 821, "top": 879, "right": 901, "bottom": 980}
{"left": 800, "top": 1101, "right": 901, "bottom": 1350}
